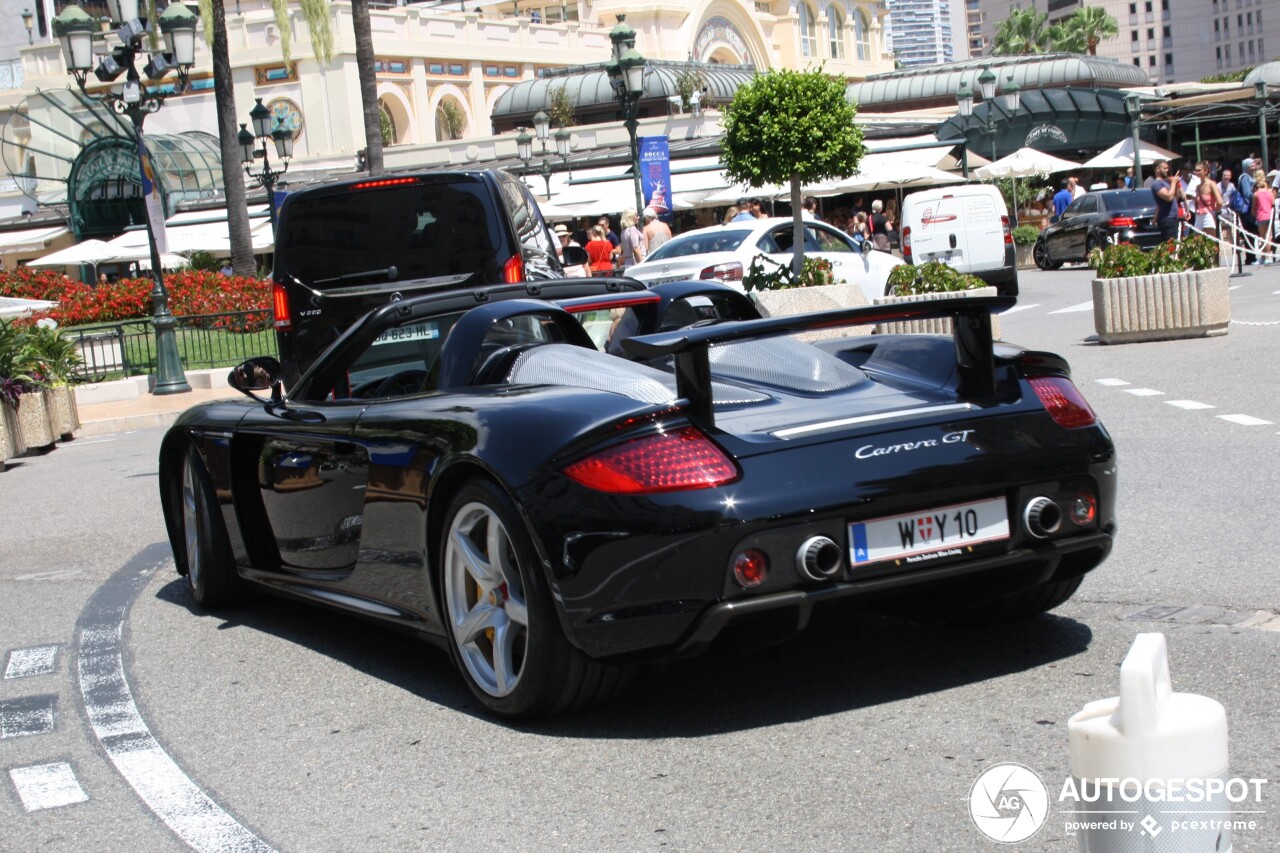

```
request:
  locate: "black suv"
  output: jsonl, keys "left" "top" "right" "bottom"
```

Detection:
{"left": 271, "top": 169, "right": 586, "bottom": 386}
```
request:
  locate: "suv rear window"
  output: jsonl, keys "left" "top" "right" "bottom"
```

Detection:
{"left": 274, "top": 177, "right": 506, "bottom": 286}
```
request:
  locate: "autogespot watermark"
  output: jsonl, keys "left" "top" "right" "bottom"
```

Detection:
{"left": 967, "top": 764, "right": 1269, "bottom": 845}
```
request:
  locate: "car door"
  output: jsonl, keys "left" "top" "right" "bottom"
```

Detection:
{"left": 807, "top": 222, "right": 890, "bottom": 301}
{"left": 1054, "top": 195, "right": 1096, "bottom": 260}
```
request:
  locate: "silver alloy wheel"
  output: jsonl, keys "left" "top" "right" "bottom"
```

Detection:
{"left": 443, "top": 500, "right": 529, "bottom": 697}
{"left": 182, "top": 452, "right": 202, "bottom": 589}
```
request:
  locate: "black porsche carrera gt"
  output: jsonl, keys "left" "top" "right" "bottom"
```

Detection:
{"left": 158, "top": 279, "right": 1116, "bottom": 718}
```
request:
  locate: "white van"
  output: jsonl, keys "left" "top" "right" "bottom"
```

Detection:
{"left": 900, "top": 184, "right": 1018, "bottom": 296}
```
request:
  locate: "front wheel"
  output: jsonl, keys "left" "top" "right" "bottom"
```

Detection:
{"left": 180, "top": 446, "right": 240, "bottom": 608}
{"left": 1033, "top": 239, "right": 1061, "bottom": 271}
{"left": 439, "top": 479, "right": 631, "bottom": 717}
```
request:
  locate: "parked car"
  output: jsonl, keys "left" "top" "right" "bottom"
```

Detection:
{"left": 159, "top": 279, "right": 1115, "bottom": 718}
{"left": 625, "top": 216, "right": 898, "bottom": 301}
{"left": 1033, "top": 189, "right": 1163, "bottom": 269}
{"left": 270, "top": 169, "right": 588, "bottom": 387}
{"left": 900, "top": 184, "right": 1018, "bottom": 296}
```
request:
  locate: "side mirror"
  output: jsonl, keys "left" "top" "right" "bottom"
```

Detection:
{"left": 229, "top": 356, "right": 283, "bottom": 404}
{"left": 860, "top": 239, "right": 873, "bottom": 255}
{"left": 561, "top": 245, "right": 589, "bottom": 266}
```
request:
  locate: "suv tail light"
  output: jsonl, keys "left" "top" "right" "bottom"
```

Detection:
{"left": 503, "top": 254, "right": 525, "bottom": 283}
{"left": 563, "top": 426, "right": 740, "bottom": 494}
{"left": 901, "top": 225, "right": 912, "bottom": 261}
{"left": 349, "top": 176, "right": 420, "bottom": 191}
{"left": 1109, "top": 216, "right": 1136, "bottom": 229}
{"left": 699, "top": 261, "right": 743, "bottom": 282}
{"left": 1001, "top": 215, "right": 1013, "bottom": 245}
{"left": 1029, "top": 376, "right": 1097, "bottom": 429}
{"left": 271, "top": 280, "right": 291, "bottom": 331}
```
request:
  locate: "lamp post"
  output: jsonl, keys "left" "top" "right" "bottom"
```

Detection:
{"left": 53, "top": 0, "right": 198, "bottom": 395}
{"left": 1256, "top": 81, "right": 1270, "bottom": 181}
{"left": 1125, "top": 92, "right": 1144, "bottom": 187}
{"left": 955, "top": 67, "right": 1020, "bottom": 174}
{"left": 606, "top": 15, "right": 645, "bottom": 214}
{"left": 516, "top": 112, "right": 572, "bottom": 195}
{"left": 21, "top": 8, "right": 33, "bottom": 43}
{"left": 238, "top": 97, "right": 294, "bottom": 236}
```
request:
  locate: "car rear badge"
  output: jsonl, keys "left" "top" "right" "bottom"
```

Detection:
{"left": 855, "top": 429, "right": 976, "bottom": 460}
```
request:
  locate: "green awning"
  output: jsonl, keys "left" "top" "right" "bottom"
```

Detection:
{"left": 936, "top": 87, "right": 1134, "bottom": 160}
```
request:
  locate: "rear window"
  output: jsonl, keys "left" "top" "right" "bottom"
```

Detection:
{"left": 1099, "top": 191, "right": 1156, "bottom": 215}
{"left": 275, "top": 178, "right": 506, "bottom": 287}
{"left": 647, "top": 229, "right": 753, "bottom": 261}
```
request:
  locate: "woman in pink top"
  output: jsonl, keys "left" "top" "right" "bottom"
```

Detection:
{"left": 1252, "top": 169, "right": 1275, "bottom": 265}
{"left": 1192, "top": 162, "right": 1223, "bottom": 238}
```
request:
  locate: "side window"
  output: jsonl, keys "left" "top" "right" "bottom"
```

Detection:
{"left": 763, "top": 228, "right": 790, "bottom": 252}
{"left": 811, "top": 225, "right": 854, "bottom": 252}
{"left": 500, "top": 174, "right": 557, "bottom": 260}
{"left": 1064, "top": 198, "right": 1087, "bottom": 217}
{"left": 320, "top": 314, "right": 462, "bottom": 401}
{"left": 1078, "top": 195, "right": 1098, "bottom": 214}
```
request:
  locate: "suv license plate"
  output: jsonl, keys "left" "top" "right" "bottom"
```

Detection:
{"left": 850, "top": 497, "right": 1009, "bottom": 568}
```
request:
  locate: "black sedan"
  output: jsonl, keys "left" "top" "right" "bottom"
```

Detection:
{"left": 159, "top": 279, "right": 1116, "bottom": 718}
{"left": 1034, "top": 189, "right": 1163, "bottom": 269}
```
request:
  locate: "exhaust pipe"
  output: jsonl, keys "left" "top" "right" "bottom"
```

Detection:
{"left": 796, "top": 536, "right": 842, "bottom": 581}
{"left": 1023, "top": 497, "right": 1062, "bottom": 539}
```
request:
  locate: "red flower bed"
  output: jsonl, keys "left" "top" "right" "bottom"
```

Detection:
{"left": 0, "top": 268, "right": 271, "bottom": 328}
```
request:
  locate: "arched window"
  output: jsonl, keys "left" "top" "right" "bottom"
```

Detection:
{"left": 828, "top": 7, "right": 845, "bottom": 59}
{"left": 798, "top": 3, "right": 817, "bottom": 58}
{"left": 854, "top": 9, "right": 871, "bottom": 61}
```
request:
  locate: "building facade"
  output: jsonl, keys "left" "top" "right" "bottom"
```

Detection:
{"left": 971, "top": 0, "right": 1272, "bottom": 85}
{"left": 885, "top": 0, "right": 961, "bottom": 67}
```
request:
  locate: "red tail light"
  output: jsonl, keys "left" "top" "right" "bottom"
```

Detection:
{"left": 503, "top": 254, "right": 525, "bottom": 283}
{"left": 1029, "top": 376, "right": 1097, "bottom": 429}
{"left": 1001, "top": 215, "right": 1013, "bottom": 245}
{"left": 563, "top": 426, "right": 740, "bottom": 494}
{"left": 699, "top": 261, "right": 743, "bottom": 282}
{"left": 271, "top": 280, "right": 291, "bottom": 331}
{"left": 901, "top": 225, "right": 912, "bottom": 260}
{"left": 1109, "top": 216, "right": 1136, "bottom": 228}
{"left": 349, "top": 176, "right": 420, "bottom": 191}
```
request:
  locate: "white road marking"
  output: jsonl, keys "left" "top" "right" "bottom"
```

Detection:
{"left": 1217, "top": 414, "right": 1274, "bottom": 426}
{"left": 79, "top": 552, "right": 276, "bottom": 853}
{"left": 1165, "top": 400, "right": 1216, "bottom": 410}
{"left": 1000, "top": 303, "right": 1039, "bottom": 315}
{"left": 5, "top": 646, "right": 58, "bottom": 678}
{"left": 13, "top": 570, "right": 83, "bottom": 581}
{"left": 0, "top": 695, "right": 56, "bottom": 738}
{"left": 55, "top": 438, "right": 117, "bottom": 449}
{"left": 1095, "top": 378, "right": 1130, "bottom": 386}
{"left": 1050, "top": 301, "right": 1094, "bottom": 314}
{"left": 9, "top": 762, "right": 89, "bottom": 811}
{"left": 1124, "top": 388, "right": 1165, "bottom": 397}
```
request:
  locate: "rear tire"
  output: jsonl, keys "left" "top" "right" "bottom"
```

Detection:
{"left": 941, "top": 576, "right": 1084, "bottom": 624}
{"left": 180, "top": 446, "right": 240, "bottom": 608}
{"left": 1033, "top": 239, "right": 1061, "bottom": 271}
{"left": 1084, "top": 234, "right": 1101, "bottom": 259}
{"left": 439, "top": 479, "right": 631, "bottom": 718}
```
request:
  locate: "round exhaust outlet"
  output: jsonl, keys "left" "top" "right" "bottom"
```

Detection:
{"left": 796, "top": 536, "right": 842, "bottom": 581}
{"left": 1023, "top": 497, "right": 1062, "bottom": 539}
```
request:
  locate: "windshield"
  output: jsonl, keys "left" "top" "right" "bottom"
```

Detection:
{"left": 275, "top": 177, "right": 506, "bottom": 288}
{"left": 646, "top": 229, "right": 754, "bottom": 262}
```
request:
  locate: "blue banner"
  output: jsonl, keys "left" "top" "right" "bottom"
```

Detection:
{"left": 136, "top": 130, "right": 169, "bottom": 255}
{"left": 638, "top": 136, "right": 674, "bottom": 223}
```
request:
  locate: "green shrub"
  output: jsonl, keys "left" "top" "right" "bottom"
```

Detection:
{"left": 186, "top": 250, "right": 220, "bottom": 272}
{"left": 743, "top": 254, "right": 839, "bottom": 291}
{"left": 1011, "top": 224, "right": 1041, "bottom": 246}
{"left": 887, "top": 261, "right": 986, "bottom": 296}
{"left": 1088, "top": 235, "right": 1218, "bottom": 279}
{"left": 26, "top": 320, "right": 82, "bottom": 385}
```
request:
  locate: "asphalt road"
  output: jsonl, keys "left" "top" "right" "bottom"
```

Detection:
{"left": 2, "top": 265, "right": 1278, "bottom": 852}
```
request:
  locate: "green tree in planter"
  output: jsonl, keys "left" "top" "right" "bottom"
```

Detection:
{"left": 0, "top": 319, "right": 39, "bottom": 407}
{"left": 27, "top": 320, "right": 82, "bottom": 386}
{"left": 721, "top": 68, "right": 865, "bottom": 275}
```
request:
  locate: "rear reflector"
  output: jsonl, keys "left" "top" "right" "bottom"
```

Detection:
{"left": 563, "top": 426, "right": 740, "bottom": 494}
{"left": 349, "top": 176, "right": 420, "bottom": 191}
{"left": 699, "top": 261, "right": 743, "bottom": 282}
{"left": 732, "top": 549, "right": 769, "bottom": 589}
{"left": 1029, "top": 376, "right": 1097, "bottom": 429}
{"left": 271, "top": 280, "right": 291, "bottom": 330}
{"left": 503, "top": 254, "right": 525, "bottom": 283}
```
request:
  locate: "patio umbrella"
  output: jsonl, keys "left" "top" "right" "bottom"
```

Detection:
{"left": 25, "top": 239, "right": 116, "bottom": 267}
{"left": 1083, "top": 138, "right": 1180, "bottom": 169}
{"left": 974, "top": 147, "right": 1083, "bottom": 223}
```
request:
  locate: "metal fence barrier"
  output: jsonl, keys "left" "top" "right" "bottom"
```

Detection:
{"left": 67, "top": 310, "right": 278, "bottom": 381}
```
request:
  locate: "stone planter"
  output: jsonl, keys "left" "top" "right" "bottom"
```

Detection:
{"left": 49, "top": 384, "right": 79, "bottom": 441}
{"left": 16, "top": 389, "right": 55, "bottom": 452}
{"left": 1015, "top": 243, "right": 1037, "bottom": 269}
{"left": 872, "top": 287, "right": 1001, "bottom": 338}
{"left": 1092, "top": 267, "right": 1229, "bottom": 344}
{"left": 751, "top": 283, "right": 874, "bottom": 341}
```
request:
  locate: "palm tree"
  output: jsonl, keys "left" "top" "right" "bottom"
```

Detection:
{"left": 206, "top": 0, "right": 254, "bottom": 276}
{"left": 351, "top": 0, "right": 384, "bottom": 175}
{"left": 1049, "top": 20, "right": 1087, "bottom": 54}
{"left": 990, "top": 8, "right": 1051, "bottom": 55}
{"left": 1069, "top": 6, "right": 1119, "bottom": 55}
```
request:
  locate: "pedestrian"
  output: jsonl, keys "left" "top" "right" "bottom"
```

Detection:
{"left": 553, "top": 223, "right": 589, "bottom": 277}
{"left": 219, "top": 262, "right": 233, "bottom": 276}
{"left": 730, "top": 198, "right": 755, "bottom": 222}
{"left": 1190, "top": 161, "right": 1223, "bottom": 239}
{"left": 748, "top": 197, "right": 766, "bottom": 219}
{"left": 97, "top": 273, "right": 108, "bottom": 286}
{"left": 1053, "top": 180, "right": 1073, "bottom": 218}
{"left": 846, "top": 211, "right": 870, "bottom": 246}
{"left": 642, "top": 207, "right": 672, "bottom": 254}
{"left": 1124, "top": 167, "right": 1135, "bottom": 188}
{"left": 884, "top": 198, "right": 899, "bottom": 250}
{"left": 585, "top": 225, "right": 615, "bottom": 273}
{"left": 869, "top": 199, "right": 891, "bottom": 251}
{"left": 618, "top": 208, "right": 647, "bottom": 270}
{"left": 722, "top": 205, "right": 740, "bottom": 225}
{"left": 1069, "top": 176, "right": 1085, "bottom": 200}
{"left": 801, "top": 196, "right": 821, "bottom": 221}
{"left": 1251, "top": 168, "right": 1274, "bottom": 264}
{"left": 597, "top": 215, "right": 619, "bottom": 248}
{"left": 1150, "top": 159, "right": 1184, "bottom": 243}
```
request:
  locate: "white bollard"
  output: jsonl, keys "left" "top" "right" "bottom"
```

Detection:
{"left": 1067, "top": 633, "right": 1232, "bottom": 852}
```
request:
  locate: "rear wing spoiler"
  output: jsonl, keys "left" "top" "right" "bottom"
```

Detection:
{"left": 622, "top": 295, "right": 1015, "bottom": 425}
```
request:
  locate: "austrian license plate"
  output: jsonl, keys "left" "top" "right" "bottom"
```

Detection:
{"left": 849, "top": 497, "right": 1009, "bottom": 568}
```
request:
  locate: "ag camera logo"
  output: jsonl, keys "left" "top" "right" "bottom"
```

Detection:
{"left": 969, "top": 763, "right": 1050, "bottom": 843}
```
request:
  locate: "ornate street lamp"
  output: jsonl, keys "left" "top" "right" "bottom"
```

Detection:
{"left": 239, "top": 97, "right": 295, "bottom": 236}
{"left": 1256, "top": 82, "right": 1270, "bottom": 180}
{"left": 1125, "top": 92, "right": 1144, "bottom": 186}
{"left": 607, "top": 15, "right": 646, "bottom": 214}
{"left": 53, "top": 0, "right": 198, "bottom": 395}
{"left": 954, "top": 67, "right": 1018, "bottom": 173}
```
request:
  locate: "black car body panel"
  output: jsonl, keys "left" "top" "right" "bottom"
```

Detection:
{"left": 160, "top": 281, "right": 1116, "bottom": 704}
{"left": 1035, "top": 189, "right": 1163, "bottom": 267}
